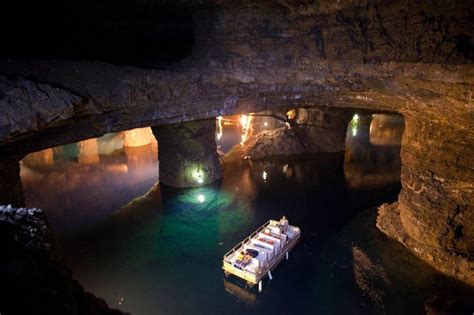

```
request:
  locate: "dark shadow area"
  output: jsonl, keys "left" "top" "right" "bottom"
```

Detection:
{"left": 0, "top": 0, "right": 196, "bottom": 67}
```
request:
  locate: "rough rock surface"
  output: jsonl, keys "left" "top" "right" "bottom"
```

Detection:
{"left": 230, "top": 107, "right": 354, "bottom": 159}
{"left": 0, "top": 0, "right": 472, "bottom": 153}
{"left": 0, "top": 0, "right": 472, "bottom": 286}
{"left": 0, "top": 205, "right": 126, "bottom": 315}
{"left": 152, "top": 119, "right": 222, "bottom": 187}
{"left": 377, "top": 115, "right": 474, "bottom": 286}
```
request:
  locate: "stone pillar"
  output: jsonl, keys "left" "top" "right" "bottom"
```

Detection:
{"left": 152, "top": 119, "right": 222, "bottom": 187}
{"left": 0, "top": 158, "right": 25, "bottom": 207}
{"left": 377, "top": 115, "right": 474, "bottom": 285}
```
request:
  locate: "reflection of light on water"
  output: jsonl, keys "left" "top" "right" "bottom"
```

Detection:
{"left": 106, "top": 163, "right": 129, "bottom": 174}
{"left": 216, "top": 116, "right": 223, "bottom": 140}
{"left": 262, "top": 171, "right": 267, "bottom": 182}
{"left": 197, "top": 194, "right": 205, "bottom": 203}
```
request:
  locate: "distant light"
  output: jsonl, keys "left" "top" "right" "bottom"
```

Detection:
{"left": 264, "top": 122, "right": 268, "bottom": 127}
{"left": 240, "top": 114, "right": 253, "bottom": 145}
{"left": 353, "top": 114, "right": 359, "bottom": 121}
{"left": 216, "top": 116, "right": 223, "bottom": 140}
{"left": 198, "top": 194, "right": 205, "bottom": 203}
{"left": 352, "top": 127, "right": 357, "bottom": 136}
{"left": 263, "top": 171, "right": 267, "bottom": 181}
{"left": 283, "top": 164, "right": 288, "bottom": 173}
{"left": 197, "top": 178, "right": 204, "bottom": 184}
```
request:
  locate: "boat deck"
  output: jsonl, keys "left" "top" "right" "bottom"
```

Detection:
{"left": 222, "top": 219, "right": 301, "bottom": 288}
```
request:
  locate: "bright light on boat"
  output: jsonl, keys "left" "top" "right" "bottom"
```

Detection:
{"left": 197, "top": 194, "right": 205, "bottom": 203}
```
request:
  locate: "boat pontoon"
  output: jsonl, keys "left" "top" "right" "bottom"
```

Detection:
{"left": 222, "top": 216, "right": 301, "bottom": 292}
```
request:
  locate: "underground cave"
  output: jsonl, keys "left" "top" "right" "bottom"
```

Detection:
{"left": 0, "top": 1, "right": 473, "bottom": 314}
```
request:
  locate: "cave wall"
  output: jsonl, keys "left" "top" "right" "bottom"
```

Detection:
{"left": 0, "top": 0, "right": 472, "bottom": 154}
{"left": 378, "top": 115, "right": 474, "bottom": 285}
{"left": 192, "top": 0, "right": 472, "bottom": 64}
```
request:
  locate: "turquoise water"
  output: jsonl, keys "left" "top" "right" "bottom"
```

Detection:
{"left": 20, "top": 118, "right": 474, "bottom": 314}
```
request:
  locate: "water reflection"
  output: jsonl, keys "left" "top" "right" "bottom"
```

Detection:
{"left": 344, "top": 114, "right": 404, "bottom": 191}
{"left": 20, "top": 128, "right": 158, "bottom": 233}
{"left": 369, "top": 114, "right": 404, "bottom": 146}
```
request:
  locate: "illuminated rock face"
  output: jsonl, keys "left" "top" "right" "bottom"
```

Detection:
{"left": 377, "top": 116, "right": 474, "bottom": 286}
{"left": 123, "top": 127, "right": 155, "bottom": 147}
{"left": 152, "top": 119, "right": 222, "bottom": 188}
{"left": 77, "top": 138, "right": 99, "bottom": 165}
{"left": 236, "top": 108, "right": 353, "bottom": 159}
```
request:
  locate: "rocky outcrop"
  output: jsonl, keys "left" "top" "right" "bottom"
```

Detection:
{"left": 377, "top": 115, "right": 474, "bottom": 286}
{"left": 152, "top": 119, "right": 222, "bottom": 187}
{"left": 0, "top": 205, "right": 126, "bottom": 315}
{"left": 229, "top": 107, "right": 353, "bottom": 160}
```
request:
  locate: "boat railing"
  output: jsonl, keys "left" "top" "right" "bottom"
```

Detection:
{"left": 223, "top": 220, "right": 272, "bottom": 262}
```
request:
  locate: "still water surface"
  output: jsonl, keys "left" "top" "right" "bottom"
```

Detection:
{"left": 20, "top": 116, "right": 474, "bottom": 314}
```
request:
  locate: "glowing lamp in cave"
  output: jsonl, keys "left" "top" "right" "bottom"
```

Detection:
{"left": 216, "top": 116, "right": 223, "bottom": 140}
{"left": 240, "top": 114, "right": 253, "bottom": 145}
{"left": 350, "top": 113, "right": 360, "bottom": 137}
{"left": 240, "top": 115, "right": 248, "bottom": 127}
{"left": 193, "top": 168, "right": 205, "bottom": 184}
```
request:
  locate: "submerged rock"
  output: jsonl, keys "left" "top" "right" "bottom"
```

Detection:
{"left": 0, "top": 205, "right": 126, "bottom": 315}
